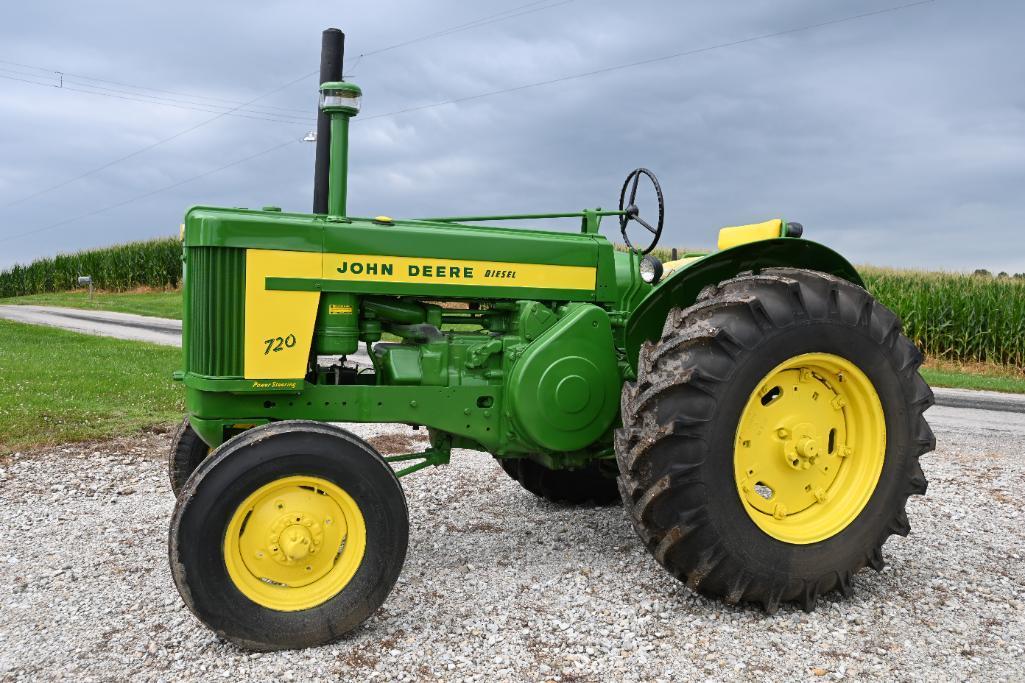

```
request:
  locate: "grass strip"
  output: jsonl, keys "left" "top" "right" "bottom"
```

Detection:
{"left": 0, "top": 319, "right": 183, "bottom": 453}
{"left": 0, "top": 289, "right": 182, "bottom": 319}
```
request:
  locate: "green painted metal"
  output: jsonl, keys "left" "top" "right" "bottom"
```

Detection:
{"left": 417, "top": 209, "right": 623, "bottom": 236}
{"left": 624, "top": 238, "right": 865, "bottom": 369}
{"left": 185, "top": 247, "right": 245, "bottom": 377}
{"left": 177, "top": 74, "right": 868, "bottom": 475}
{"left": 384, "top": 444, "right": 452, "bottom": 477}
{"left": 186, "top": 383, "right": 504, "bottom": 450}
{"left": 179, "top": 214, "right": 865, "bottom": 470}
{"left": 182, "top": 205, "right": 620, "bottom": 306}
{"left": 420, "top": 209, "right": 624, "bottom": 223}
{"left": 320, "top": 80, "right": 359, "bottom": 216}
{"left": 328, "top": 115, "right": 350, "bottom": 216}
{"left": 314, "top": 292, "right": 360, "bottom": 355}
{"left": 505, "top": 303, "right": 620, "bottom": 452}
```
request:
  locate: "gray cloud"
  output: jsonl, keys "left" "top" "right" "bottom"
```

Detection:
{"left": 1, "top": 0, "right": 1022, "bottom": 272}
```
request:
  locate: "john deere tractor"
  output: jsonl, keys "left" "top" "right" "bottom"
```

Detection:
{"left": 167, "top": 30, "right": 934, "bottom": 651}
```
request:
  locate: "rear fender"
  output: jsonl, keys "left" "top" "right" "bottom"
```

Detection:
{"left": 624, "top": 238, "right": 864, "bottom": 369}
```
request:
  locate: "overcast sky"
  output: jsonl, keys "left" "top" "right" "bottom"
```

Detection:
{"left": 1, "top": 0, "right": 1022, "bottom": 272}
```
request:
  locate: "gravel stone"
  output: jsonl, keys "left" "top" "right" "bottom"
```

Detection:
{"left": 0, "top": 407, "right": 1022, "bottom": 681}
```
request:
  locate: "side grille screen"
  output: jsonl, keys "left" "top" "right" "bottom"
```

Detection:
{"left": 187, "top": 247, "right": 245, "bottom": 377}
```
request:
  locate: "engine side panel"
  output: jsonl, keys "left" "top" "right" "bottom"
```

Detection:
{"left": 505, "top": 304, "right": 620, "bottom": 452}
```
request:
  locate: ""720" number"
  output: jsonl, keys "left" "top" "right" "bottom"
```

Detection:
{"left": 263, "top": 334, "right": 297, "bottom": 355}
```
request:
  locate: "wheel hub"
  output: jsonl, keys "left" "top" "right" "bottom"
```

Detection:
{"left": 783, "top": 422, "right": 821, "bottom": 470}
{"left": 267, "top": 513, "right": 325, "bottom": 565}
{"left": 734, "top": 353, "right": 886, "bottom": 544}
{"left": 223, "top": 476, "right": 365, "bottom": 611}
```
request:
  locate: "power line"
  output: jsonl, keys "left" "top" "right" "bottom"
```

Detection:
{"left": 2, "top": 71, "right": 317, "bottom": 209}
{"left": 0, "top": 0, "right": 572, "bottom": 210}
{"left": 0, "top": 60, "right": 313, "bottom": 116}
{"left": 0, "top": 72, "right": 316, "bottom": 125}
{"left": 0, "top": 139, "right": 299, "bottom": 244}
{"left": 0, "top": 0, "right": 931, "bottom": 245}
{"left": 0, "top": 58, "right": 313, "bottom": 115}
{"left": 0, "top": 1, "right": 573, "bottom": 125}
{"left": 361, "top": 0, "right": 936, "bottom": 122}
{"left": 358, "top": 0, "right": 570, "bottom": 58}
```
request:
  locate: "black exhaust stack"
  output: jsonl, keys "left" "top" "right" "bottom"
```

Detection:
{"left": 313, "top": 28, "right": 344, "bottom": 214}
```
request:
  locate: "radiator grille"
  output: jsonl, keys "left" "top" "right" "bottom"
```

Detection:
{"left": 187, "top": 247, "right": 245, "bottom": 377}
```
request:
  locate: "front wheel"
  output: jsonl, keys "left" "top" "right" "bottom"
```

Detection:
{"left": 167, "top": 418, "right": 210, "bottom": 496}
{"left": 169, "top": 421, "right": 408, "bottom": 650}
{"left": 617, "top": 268, "right": 934, "bottom": 612}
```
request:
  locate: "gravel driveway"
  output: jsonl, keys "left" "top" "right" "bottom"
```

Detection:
{"left": 1, "top": 408, "right": 1022, "bottom": 682}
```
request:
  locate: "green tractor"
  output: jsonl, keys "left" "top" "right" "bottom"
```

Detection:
{"left": 168, "top": 30, "right": 934, "bottom": 651}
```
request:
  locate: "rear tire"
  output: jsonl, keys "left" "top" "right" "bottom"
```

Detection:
{"left": 617, "top": 268, "right": 934, "bottom": 612}
{"left": 498, "top": 457, "right": 620, "bottom": 505}
{"left": 167, "top": 418, "right": 210, "bottom": 496}
{"left": 169, "top": 421, "right": 408, "bottom": 651}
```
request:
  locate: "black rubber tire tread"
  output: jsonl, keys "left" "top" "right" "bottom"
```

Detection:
{"left": 169, "top": 420, "right": 409, "bottom": 651}
{"left": 167, "top": 418, "right": 210, "bottom": 497}
{"left": 498, "top": 457, "right": 620, "bottom": 505}
{"left": 616, "top": 267, "right": 934, "bottom": 613}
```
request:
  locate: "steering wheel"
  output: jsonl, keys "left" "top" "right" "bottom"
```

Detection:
{"left": 618, "top": 168, "right": 664, "bottom": 255}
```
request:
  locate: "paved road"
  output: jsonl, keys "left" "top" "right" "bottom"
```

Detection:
{"left": 2, "top": 304, "right": 1023, "bottom": 413}
{"left": 0, "top": 304, "right": 181, "bottom": 346}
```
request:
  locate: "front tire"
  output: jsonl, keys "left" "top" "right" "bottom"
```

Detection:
{"left": 169, "top": 421, "right": 408, "bottom": 650}
{"left": 617, "top": 268, "right": 934, "bottom": 612}
{"left": 167, "top": 418, "right": 210, "bottom": 496}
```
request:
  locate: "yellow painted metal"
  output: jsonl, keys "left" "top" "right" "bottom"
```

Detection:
{"left": 223, "top": 475, "right": 367, "bottom": 611}
{"left": 733, "top": 353, "right": 886, "bottom": 544}
{"left": 661, "top": 256, "right": 703, "bottom": 276}
{"left": 243, "top": 249, "right": 321, "bottom": 379}
{"left": 717, "top": 219, "right": 784, "bottom": 251}
{"left": 242, "top": 247, "right": 598, "bottom": 379}
{"left": 322, "top": 253, "right": 597, "bottom": 290}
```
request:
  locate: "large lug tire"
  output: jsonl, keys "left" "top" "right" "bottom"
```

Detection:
{"left": 498, "top": 457, "right": 620, "bottom": 506}
{"left": 616, "top": 268, "right": 935, "bottom": 613}
{"left": 169, "top": 421, "right": 409, "bottom": 651}
{"left": 167, "top": 418, "right": 211, "bottom": 497}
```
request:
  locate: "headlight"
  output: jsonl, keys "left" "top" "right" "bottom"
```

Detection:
{"left": 639, "top": 256, "right": 663, "bottom": 284}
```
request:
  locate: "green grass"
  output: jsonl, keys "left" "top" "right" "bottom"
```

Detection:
{"left": 920, "top": 361, "right": 1025, "bottom": 394}
{"left": 0, "top": 319, "right": 183, "bottom": 453}
{"left": 0, "top": 289, "right": 182, "bottom": 319}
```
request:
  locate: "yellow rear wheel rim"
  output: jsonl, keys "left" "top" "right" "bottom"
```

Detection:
{"left": 223, "top": 475, "right": 366, "bottom": 611}
{"left": 734, "top": 353, "right": 886, "bottom": 544}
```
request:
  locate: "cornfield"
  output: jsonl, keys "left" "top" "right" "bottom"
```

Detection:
{"left": 0, "top": 237, "right": 181, "bottom": 297}
{"left": 3, "top": 238, "right": 1023, "bottom": 368}
{"left": 861, "top": 267, "right": 1025, "bottom": 368}
{"left": 614, "top": 244, "right": 1025, "bottom": 368}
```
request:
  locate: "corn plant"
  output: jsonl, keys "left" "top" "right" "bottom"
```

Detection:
{"left": 0, "top": 238, "right": 181, "bottom": 297}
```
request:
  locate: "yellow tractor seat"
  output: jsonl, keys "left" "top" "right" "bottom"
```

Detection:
{"left": 717, "top": 219, "right": 786, "bottom": 251}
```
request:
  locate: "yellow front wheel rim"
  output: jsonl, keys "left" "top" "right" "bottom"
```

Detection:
{"left": 223, "top": 475, "right": 367, "bottom": 611}
{"left": 734, "top": 353, "right": 886, "bottom": 544}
